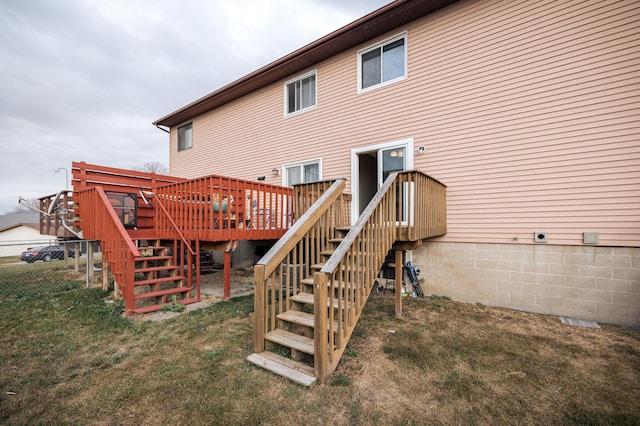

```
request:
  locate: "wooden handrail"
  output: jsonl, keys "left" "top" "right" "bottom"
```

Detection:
{"left": 253, "top": 179, "right": 346, "bottom": 354}
{"left": 93, "top": 187, "right": 140, "bottom": 257}
{"left": 313, "top": 170, "right": 446, "bottom": 382}
{"left": 257, "top": 179, "right": 346, "bottom": 276}
{"left": 320, "top": 173, "right": 397, "bottom": 274}
{"left": 75, "top": 186, "right": 141, "bottom": 315}
{"left": 252, "top": 170, "right": 446, "bottom": 384}
{"left": 148, "top": 191, "right": 195, "bottom": 256}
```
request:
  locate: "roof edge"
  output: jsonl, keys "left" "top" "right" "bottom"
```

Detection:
{"left": 153, "top": 0, "right": 457, "bottom": 128}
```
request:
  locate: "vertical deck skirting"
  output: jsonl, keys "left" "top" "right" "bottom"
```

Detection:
{"left": 413, "top": 242, "right": 640, "bottom": 327}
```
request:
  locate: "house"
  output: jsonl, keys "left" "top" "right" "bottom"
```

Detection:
{"left": 0, "top": 212, "right": 56, "bottom": 257}
{"left": 0, "top": 223, "right": 57, "bottom": 257}
{"left": 154, "top": 0, "right": 639, "bottom": 330}
{"left": 39, "top": 0, "right": 637, "bottom": 385}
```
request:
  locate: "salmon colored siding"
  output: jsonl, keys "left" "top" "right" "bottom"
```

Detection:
{"left": 170, "top": 0, "right": 640, "bottom": 248}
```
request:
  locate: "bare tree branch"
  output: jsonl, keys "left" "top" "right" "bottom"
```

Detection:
{"left": 131, "top": 161, "right": 169, "bottom": 175}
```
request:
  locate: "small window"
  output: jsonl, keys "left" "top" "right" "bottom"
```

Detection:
{"left": 285, "top": 71, "right": 317, "bottom": 116}
{"left": 105, "top": 192, "right": 137, "bottom": 227}
{"left": 283, "top": 159, "right": 321, "bottom": 186}
{"left": 358, "top": 33, "right": 407, "bottom": 92}
{"left": 178, "top": 123, "right": 192, "bottom": 151}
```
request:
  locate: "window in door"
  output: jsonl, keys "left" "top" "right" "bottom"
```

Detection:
{"left": 380, "top": 146, "right": 406, "bottom": 186}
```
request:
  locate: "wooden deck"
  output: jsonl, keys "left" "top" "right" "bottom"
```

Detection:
{"left": 38, "top": 162, "right": 294, "bottom": 315}
{"left": 70, "top": 162, "right": 292, "bottom": 243}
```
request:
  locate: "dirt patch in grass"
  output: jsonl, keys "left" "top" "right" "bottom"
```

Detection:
{"left": 0, "top": 289, "right": 638, "bottom": 425}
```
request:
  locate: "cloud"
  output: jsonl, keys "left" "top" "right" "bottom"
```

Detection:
{"left": 0, "top": 0, "right": 389, "bottom": 214}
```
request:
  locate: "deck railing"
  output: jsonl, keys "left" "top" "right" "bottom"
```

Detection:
{"left": 395, "top": 170, "right": 448, "bottom": 241}
{"left": 153, "top": 174, "right": 294, "bottom": 242}
{"left": 253, "top": 179, "right": 348, "bottom": 353}
{"left": 38, "top": 190, "right": 75, "bottom": 238}
{"left": 293, "top": 180, "right": 352, "bottom": 224}
{"left": 75, "top": 187, "right": 140, "bottom": 314}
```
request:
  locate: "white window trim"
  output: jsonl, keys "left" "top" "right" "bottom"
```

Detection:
{"left": 284, "top": 69, "right": 318, "bottom": 117}
{"left": 282, "top": 157, "right": 322, "bottom": 187}
{"left": 357, "top": 31, "right": 408, "bottom": 94}
{"left": 177, "top": 122, "right": 193, "bottom": 151}
{"left": 350, "top": 138, "right": 414, "bottom": 225}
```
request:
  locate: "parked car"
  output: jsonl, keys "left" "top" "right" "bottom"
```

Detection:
{"left": 20, "top": 245, "right": 74, "bottom": 263}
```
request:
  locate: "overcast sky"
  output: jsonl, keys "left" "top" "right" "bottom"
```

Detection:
{"left": 0, "top": 0, "right": 390, "bottom": 214}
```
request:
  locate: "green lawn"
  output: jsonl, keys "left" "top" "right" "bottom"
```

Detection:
{"left": 1, "top": 286, "right": 638, "bottom": 425}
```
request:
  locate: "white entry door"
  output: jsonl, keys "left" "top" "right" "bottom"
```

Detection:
{"left": 351, "top": 138, "right": 414, "bottom": 224}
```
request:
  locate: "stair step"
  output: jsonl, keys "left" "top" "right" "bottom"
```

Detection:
{"left": 320, "top": 250, "right": 334, "bottom": 256}
{"left": 132, "top": 297, "right": 198, "bottom": 314}
{"left": 265, "top": 329, "right": 314, "bottom": 355}
{"left": 328, "top": 238, "right": 344, "bottom": 244}
{"left": 135, "top": 255, "right": 172, "bottom": 262}
{"left": 311, "top": 263, "right": 357, "bottom": 272}
{"left": 134, "top": 275, "right": 184, "bottom": 286}
{"left": 135, "top": 265, "right": 176, "bottom": 273}
{"left": 133, "top": 286, "right": 192, "bottom": 301}
{"left": 246, "top": 352, "right": 316, "bottom": 386}
{"left": 277, "top": 310, "right": 339, "bottom": 332}
{"left": 128, "top": 230, "right": 156, "bottom": 239}
{"left": 300, "top": 277, "right": 349, "bottom": 290}
{"left": 136, "top": 244, "right": 166, "bottom": 249}
{"left": 290, "top": 292, "right": 349, "bottom": 310}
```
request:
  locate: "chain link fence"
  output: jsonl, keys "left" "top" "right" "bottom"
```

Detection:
{"left": 0, "top": 240, "right": 104, "bottom": 300}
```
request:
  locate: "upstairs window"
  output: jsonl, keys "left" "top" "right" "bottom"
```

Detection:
{"left": 358, "top": 33, "right": 407, "bottom": 92}
{"left": 285, "top": 70, "right": 317, "bottom": 116}
{"left": 178, "top": 123, "right": 192, "bottom": 151}
{"left": 284, "top": 159, "right": 321, "bottom": 186}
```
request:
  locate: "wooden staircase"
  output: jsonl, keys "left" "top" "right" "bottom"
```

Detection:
{"left": 248, "top": 225, "right": 351, "bottom": 385}
{"left": 248, "top": 171, "right": 447, "bottom": 385}
{"left": 73, "top": 186, "right": 198, "bottom": 315}
{"left": 130, "top": 240, "right": 194, "bottom": 314}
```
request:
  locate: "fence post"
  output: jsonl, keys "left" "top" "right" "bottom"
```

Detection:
{"left": 74, "top": 241, "right": 80, "bottom": 273}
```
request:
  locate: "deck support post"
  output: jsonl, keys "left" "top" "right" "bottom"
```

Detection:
{"left": 102, "top": 254, "right": 109, "bottom": 291}
{"left": 195, "top": 238, "right": 201, "bottom": 301}
{"left": 253, "top": 264, "right": 266, "bottom": 353}
{"left": 395, "top": 249, "right": 403, "bottom": 318}
{"left": 223, "top": 250, "right": 231, "bottom": 300}
{"left": 87, "top": 241, "right": 94, "bottom": 285}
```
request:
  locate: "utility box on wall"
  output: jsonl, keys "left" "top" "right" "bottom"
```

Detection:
{"left": 534, "top": 231, "right": 548, "bottom": 243}
{"left": 583, "top": 232, "right": 599, "bottom": 244}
